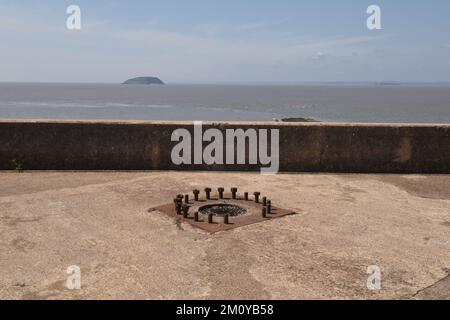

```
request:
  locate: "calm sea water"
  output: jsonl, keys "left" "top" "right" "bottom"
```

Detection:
{"left": 0, "top": 83, "right": 449, "bottom": 123}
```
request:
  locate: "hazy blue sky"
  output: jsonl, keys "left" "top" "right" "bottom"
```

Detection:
{"left": 0, "top": 0, "right": 449, "bottom": 83}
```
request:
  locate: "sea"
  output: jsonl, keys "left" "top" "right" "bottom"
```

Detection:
{"left": 0, "top": 82, "right": 449, "bottom": 123}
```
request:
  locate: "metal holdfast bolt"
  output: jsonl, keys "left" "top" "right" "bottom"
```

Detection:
{"left": 262, "top": 197, "right": 267, "bottom": 207}
{"left": 193, "top": 189, "right": 200, "bottom": 201}
{"left": 208, "top": 213, "right": 214, "bottom": 224}
{"left": 231, "top": 188, "right": 238, "bottom": 199}
{"left": 174, "top": 198, "right": 182, "bottom": 213}
{"left": 184, "top": 194, "right": 190, "bottom": 204}
{"left": 244, "top": 192, "right": 249, "bottom": 201}
{"left": 218, "top": 187, "right": 225, "bottom": 199}
{"left": 254, "top": 192, "right": 261, "bottom": 203}
{"left": 262, "top": 207, "right": 267, "bottom": 218}
{"left": 175, "top": 200, "right": 182, "bottom": 215}
{"left": 182, "top": 204, "right": 189, "bottom": 218}
{"left": 205, "top": 188, "right": 212, "bottom": 200}
{"left": 194, "top": 211, "right": 199, "bottom": 222}
{"left": 224, "top": 214, "right": 229, "bottom": 225}
{"left": 267, "top": 200, "right": 272, "bottom": 214}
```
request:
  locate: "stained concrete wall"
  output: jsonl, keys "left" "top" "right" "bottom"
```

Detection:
{"left": 0, "top": 120, "right": 449, "bottom": 173}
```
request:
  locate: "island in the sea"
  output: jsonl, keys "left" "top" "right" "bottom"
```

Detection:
{"left": 122, "top": 77, "right": 165, "bottom": 85}
{"left": 281, "top": 117, "right": 318, "bottom": 122}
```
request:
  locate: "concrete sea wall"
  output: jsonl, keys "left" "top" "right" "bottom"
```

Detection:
{"left": 0, "top": 120, "right": 449, "bottom": 173}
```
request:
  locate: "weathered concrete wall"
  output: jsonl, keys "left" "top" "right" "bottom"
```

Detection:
{"left": 0, "top": 120, "right": 449, "bottom": 173}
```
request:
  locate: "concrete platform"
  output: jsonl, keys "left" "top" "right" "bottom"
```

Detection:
{"left": 0, "top": 172, "right": 449, "bottom": 300}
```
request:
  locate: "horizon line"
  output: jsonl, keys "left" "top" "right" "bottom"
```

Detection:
{"left": 2, "top": 80, "right": 450, "bottom": 86}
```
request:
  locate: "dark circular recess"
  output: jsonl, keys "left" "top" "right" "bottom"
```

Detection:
{"left": 199, "top": 204, "right": 246, "bottom": 217}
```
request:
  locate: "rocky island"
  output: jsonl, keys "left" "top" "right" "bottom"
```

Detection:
{"left": 122, "top": 77, "right": 165, "bottom": 85}
{"left": 281, "top": 117, "right": 318, "bottom": 122}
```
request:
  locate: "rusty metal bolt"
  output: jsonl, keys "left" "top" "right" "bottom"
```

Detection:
{"left": 262, "top": 207, "right": 267, "bottom": 218}
{"left": 244, "top": 192, "right": 249, "bottom": 201}
{"left": 176, "top": 202, "right": 182, "bottom": 215}
{"left": 218, "top": 187, "right": 225, "bottom": 199}
{"left": 224, "top": 214, "right": 229, "bottom": 225}
{"left": 231, "top": 188, "right": 238, "bottom": 199}
{"left": 208, "top": 213, "right": 214, "bottom": 224}
{"left": 267, "top": 200, "right": 272, "bottom": 214}
{"left": 177, "top": 194, "right": 184, "bottom": 200}
{"left": 205, "top": 188, "right": 212, "bottom": 200}
{"left": 194, "top": 212, "right": 199, "bottom": 222}
{"left": 182, "top": 204, "right": 189, "bottom": 218}
{"left": 173, "top": 197, "right": 180, "bottom": 208}
{"left": 254, "top": 192, "right": 261, "bottom": 203}
{"left": 262, "top": 197, "right": 267, "bottom": 207}
{"left": 193, "top": 189, "right": 200, "bottom": 201}
{"left": 184, "top": 194, "right": 190, "bottom": 204}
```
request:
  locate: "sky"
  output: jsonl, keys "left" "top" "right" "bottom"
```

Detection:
{"left": 0, "top": 0, "right": 449, "bottom": 83}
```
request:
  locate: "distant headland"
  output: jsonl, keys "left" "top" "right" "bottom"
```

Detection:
{"left": 122, "top": 77, "right": 165, "bottom": 85}
{"left": 281, "top": 117, "right": 318, "bottom": 122}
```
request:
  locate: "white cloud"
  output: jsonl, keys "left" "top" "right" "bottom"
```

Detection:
{"left": 310, "top": 51, "right": 331, "bottom": 62}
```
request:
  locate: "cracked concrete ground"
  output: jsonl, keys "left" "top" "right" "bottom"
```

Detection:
{"left": 0, "top": 172, "right": 449, "bottom": 300}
